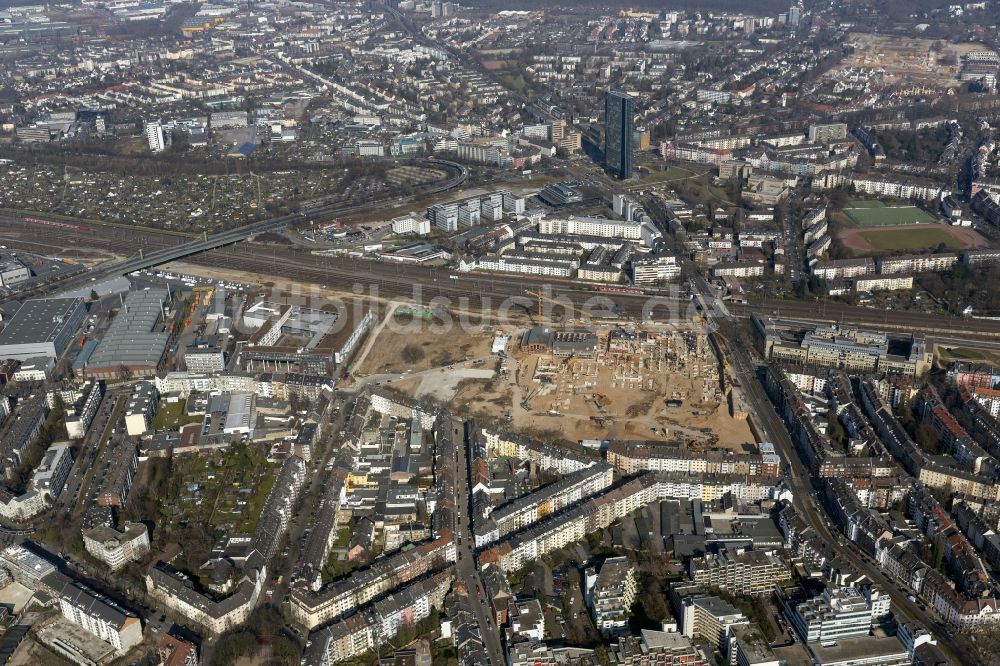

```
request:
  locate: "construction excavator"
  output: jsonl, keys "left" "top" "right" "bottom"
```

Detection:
{"left": 520, "top": 388, "right": 537, "bottom": 411}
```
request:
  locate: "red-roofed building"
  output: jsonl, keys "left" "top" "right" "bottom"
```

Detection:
{"left": 158, "top": 634, "right": 199, "bottom": 666}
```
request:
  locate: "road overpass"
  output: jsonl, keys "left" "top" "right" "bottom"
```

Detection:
{"left": 22, "top": 158, "right": 467, "bottom": 297}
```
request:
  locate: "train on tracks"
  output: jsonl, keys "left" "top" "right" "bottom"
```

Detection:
{"left": 24, "top": 216, "right": 91, "bottom": 232}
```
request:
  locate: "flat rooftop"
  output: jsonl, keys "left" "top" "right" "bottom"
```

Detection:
{"left": 808, "top": 635, "right": 909, "bottom": 664}
{"left": 0, "top": 298, "right": 83, "bottom": 346}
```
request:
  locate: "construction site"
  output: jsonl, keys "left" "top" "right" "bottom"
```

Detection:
{"left": 442, "top": 320, "right": 755, "bottom": 450}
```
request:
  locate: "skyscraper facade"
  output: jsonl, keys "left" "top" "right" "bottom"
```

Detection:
{"left": 605, "top": 91, "right": 634, "bottom": 180}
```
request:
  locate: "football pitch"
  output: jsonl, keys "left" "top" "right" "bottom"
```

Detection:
{"left": 846, "top": 201, "right": 937, "bottom": 227}
{"left": 857, "top": 227, "right": 960, "bottom": 251}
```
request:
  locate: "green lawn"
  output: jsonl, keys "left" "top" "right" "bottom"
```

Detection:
{"left": 936, "top": 346, "right": 1000, "bottom": 368}
{"left": 848, "top": 199, "right": 887, "bottom": 209}
{"left": 846, "top": 205, "right": 937, "bottom": 226}
{"left": 857, "top": 227, "right": 960, "bottom": 251}
{"left": 631, "top": 165, "right": 701, "bottom": 186}
{"left": 152, "top": 399, "right": 203, "bottom": 431}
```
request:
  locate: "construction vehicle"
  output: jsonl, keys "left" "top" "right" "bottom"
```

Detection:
{"left": 520, "top": 389, "right": 537, "bottom": 410}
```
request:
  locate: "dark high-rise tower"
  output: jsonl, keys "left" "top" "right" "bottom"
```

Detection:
{"left": 604, "top": 90, "right": 634, "bottom": 180}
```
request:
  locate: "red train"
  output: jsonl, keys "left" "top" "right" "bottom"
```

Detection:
{"left": 24, "top": 216, "right": 90, "bottom": 232}
{"left": 594, "top": 284, "right": 645, "bottom": 296}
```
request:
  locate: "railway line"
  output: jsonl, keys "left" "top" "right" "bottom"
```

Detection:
{"left": 4, "top": 220, "right": 999, "bottom": 338}
{"left": 3, "top": 158, "right": 467, "bottom": 297}
{"left": 2, "top": 186, "right": 999, "bottom": 339}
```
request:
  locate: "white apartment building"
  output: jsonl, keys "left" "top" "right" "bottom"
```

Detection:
{"left": 711, "top": 262, "right": 765, "bottom": 278}
{"left": 145, "top": 121, "right": 166, "bottom": 152}
{"left": 390, "top": 213, "right": 431, "bottom": 236}
{"left": 876, "top": 253, "right": 959, "bottom": 274}
{"left": 851, "top": 177, "right": 943, "bottom": 202}
{"left": 586, "top": 556, "right": 637, "bottom": 636}
{"left": 475, "top": 255, "right": 575, "bottom": 278}
{"left": 538, "top": 216, "right": 642, "bottom": 240}
{"left": 479, "top": 465, "right": 614, "bottom": 546}
{"left": 58, "top": 585, "right": 144, "bottom": 652}
{"left": 82, "top": 522, "right": 151, "bottom": 571}
{"left": 125, "top": 381, "right": 158, "bottom": 437}
{"left": 854, "top": 275, "right": 914, "bottom": 293}
{"left": 810, "top": 258, "right": 875, "bottom": 281}
{"left": 64, "top": 381, "right": 104, "bottom": 440}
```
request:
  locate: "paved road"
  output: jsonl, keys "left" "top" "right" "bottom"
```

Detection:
{"left": 455, "top": 421, "right": 504, "bottom": 665}
{"left": 694, "top": 273, "right": 967, "bottom": 661}
{"left": 70, "top": 393, "right": 127, "bottom": 519}
{"left": 272, "top": 395, "right": 346, "bottom": 624}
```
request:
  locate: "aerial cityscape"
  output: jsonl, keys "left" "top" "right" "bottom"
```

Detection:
{"left": 0, "top": 0, "right": 998, "bottom": 664}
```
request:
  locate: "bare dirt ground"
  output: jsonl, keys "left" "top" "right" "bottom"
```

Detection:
{"left": 835, "top": 34, "right": 982, "bottom": 87}
{"left": 355, "top": 310, "right": 494, "bottom": 375}
{"left": 171, "top": 262, "right": 756, "bottom": 451}
{"left": 442, "top": 330, "right": 754, "bottom": 450}
{"left": 166, "top": 262, "right": 384, "bottom": 310}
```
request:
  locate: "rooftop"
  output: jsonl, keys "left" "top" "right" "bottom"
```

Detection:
{"left": 85, "top": 289, "right": 170, "bottom": 370}
{"left": 0, "top": 298, "right": 84, "bottom": 347}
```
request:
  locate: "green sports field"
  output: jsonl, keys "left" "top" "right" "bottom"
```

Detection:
{"left": 845, "top": 202, "right": 937, "bottom": 227}
{"left": 857, "top": 227, "right": 961, "bottom": 251}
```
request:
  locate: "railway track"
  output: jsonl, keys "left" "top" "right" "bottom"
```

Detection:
{"left": 3, "top": 213, "right": 999, "bottom": 339}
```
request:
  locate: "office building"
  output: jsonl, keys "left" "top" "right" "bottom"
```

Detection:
{"left": 12, "top": 357, "right": 53, "bottom": 382}
{"left": 605, "top": 90, "right": 634, "bottom": 180}
{"left": 752, "top": 314, "right": 932, "bottom": 377}
{"left": 390, "top": 213, "right": 431, "bottom": 236}
{"left": 785, "top": 586, "right": 874, "bottom": 644}
{"left": 631, "top": 255, "right": 681, "bottom": 285}
{"left": 537, "top": 182, "right": 584, "bottom": 206}
{"left": 0, "top": 257, "right": 30, "bottom": 287}
{"left": 183, "top": 337, "right": 225, "bottom": 373}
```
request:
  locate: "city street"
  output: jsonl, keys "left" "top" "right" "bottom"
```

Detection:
{"left": 456, "top": 422, "right": 504, "bottom": 665}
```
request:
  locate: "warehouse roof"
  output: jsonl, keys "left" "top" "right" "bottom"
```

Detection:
{"left": 85, "top": 289, "right": 170, "bottom": 370}
{"left": 0, "top": 298, "right": 84, "bottom": 346}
